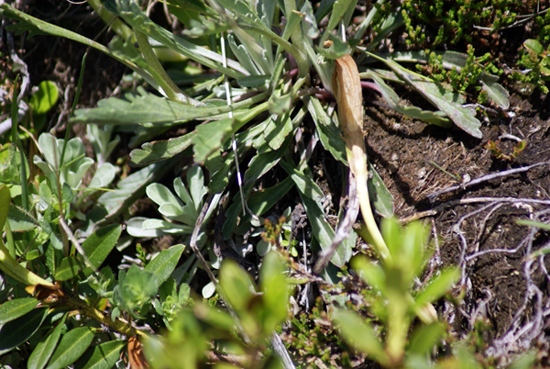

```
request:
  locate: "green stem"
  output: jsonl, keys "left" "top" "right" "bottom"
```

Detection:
{"left": 87, "top": 0, "right": 134, "bottom": 41}
{"left": 134, "top": 30, "right": 194, "bottom": 105}
{"left": 64, "top": 293, "right": 146, "bottom": 338}
{"left": 0, "top": 237, "right": 55, "bottom": 287}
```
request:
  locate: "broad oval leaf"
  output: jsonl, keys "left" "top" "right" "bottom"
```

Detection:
{"left": 219, "top": 259, "right": 255, "bottom": 311}
{"left": 30, "top": 80, "right": 59, "bottom": 115}
{"left": 28, "top": 313, "right": 68, "bottom": 369}
{"left": 0, "top": 297, "right": 38, "bottom": 325}
{"left": 74, "top": 340, "right": 126, "bottom": 369}
{"left": 46, "top": 327, "right": 94, "bottom": 369}
{"left": 145, "top": 244, "right": 185, "bottom": 289}
{"left": 0, "top": 308, "right": 48, "bottom": 355}
{"left": 524, "top": 39, "right": 544, "bottom": 55}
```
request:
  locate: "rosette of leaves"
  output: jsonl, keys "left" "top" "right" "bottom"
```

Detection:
{"left": 127, "top": 165, "right": 207, "bottom": 239}
{"left": 33, "top": 133, "right": 94, "bottom": 189}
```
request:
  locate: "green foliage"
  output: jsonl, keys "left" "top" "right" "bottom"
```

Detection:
{"left": 0, "top": 0, "right": 538, "bottom": 368}
{"left": 337, "top": 218, "right": 460, "bottom": 367}
{"left": 515, "top": 39, "right": 550, "bottom": 93}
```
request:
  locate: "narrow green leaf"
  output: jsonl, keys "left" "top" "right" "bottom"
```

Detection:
{"left": 368, "top": 162, "right": 394, "bottom": 218}
{"left": 55, "top": 256, "right": 86, "bottom": 281}
{"left": 193, "top": 102, "right": 269, "bottom": 164}
{"left": 0, "top": 308, "right": 47, "bottom": 355}
{"left": 368, "top": 72, "right": 451, "bottom": 126}
{"left": 408, "top": 322, "right": 445, "bottom": 355}
{"left": 333, "top": 308, "right": 388, "bottom": 366}
{"left": 81, "top": 224, "right": 122, "bottom": 277}
{"left": 145, "top": 244, "right": 185, "bottom": 289}
{"left": 28, "top": 313, "right": 68, "bottom": 369}
{"left": 414, "top": 268, "right": 459, "bottom": 310}
{"left": 46, "top": 327, "right": 94, "bottom": 369}
{"left": 74, "top": 340, "right": 126, "bottom": 369}
{"left": 307, "top": 97, "right": 347, "bottom": 164}
{"left": 0, "top": 298, "right": 38, "bottom": 325}
{"left": 365, "top": 51, "right": 482, "bottom": 138}
{"left": 281, "top": 161, "right": 352, "bottom": 267}
{"left": 129, "top": 132, "right": 196, "bottom": 167}
{"left": 0, "top": 184, "right": 9, "bottom": 231}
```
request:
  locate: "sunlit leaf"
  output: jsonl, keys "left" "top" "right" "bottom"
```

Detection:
{"left": 219, "top": 259, "right": 255, "bottom": 311}
{"left": 74, "top": 340, "right": 126, "bottom": 369}
{"left": 333, "top": 308, "right": 388, "bottom": 366}
{"left": 145, "top": 244, "right": 185, "bottom": 289}
{"left": 81, "top": 224, "right": 122, "bottom": 277}
{"left": 46, "top": 327, "right": 94, "bottom": 369}
{"left": 0, "top": 298, "right": 38, "bottom": 325}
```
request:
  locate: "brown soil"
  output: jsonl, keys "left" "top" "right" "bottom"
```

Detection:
{"left": 363, "top": 88, "right": 550, "bottom": 365}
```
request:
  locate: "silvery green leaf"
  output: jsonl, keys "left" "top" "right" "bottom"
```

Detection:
{"left": 480, "top": 74, "right": 510, "bottom": 109}
{"left": 202, "top": 281, "right": 216, "bottom": 298}
{"left": 173, "top": 177, "right": 193, "bottom": 207}
{"left": 187, "top": 166, "right": 207, "bottom": 210}
{"left": 87, "top": 162, "right": 116, "bottom": 191}
{"left": 146, "top": 183, "right": 183, "bottom": 208}
{"left": 368, "top": 72, "right": 451, "bottom": 127}
{"left": 158, "top": 203, "right": 184, "bottom": 218}
{"left": 142, "top": 218, "right": 193, "bottom": 234}
{"left": 300, "top": 1, "right": 319, "bottom": 39}
{"left": 127, "top": 217, "right": 167, "bottom": 238}
{"left": 227, "top": 33, "right": 261, "bottom": 75}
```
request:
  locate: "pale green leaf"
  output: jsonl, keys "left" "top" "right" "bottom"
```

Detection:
{"left": 129, "top": 132, "right": 195, "bottom": 167}
{"left": 333, "top": 308, "right": 388, "bottom": 365}
{"left": 219, "top": 259, "right": 255, "bottom": 311}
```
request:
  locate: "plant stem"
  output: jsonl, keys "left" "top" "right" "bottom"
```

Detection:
{"left": 64, "top": 293, "right": 146, "bottom": 338}
{"left": 0, "top": 237, "right": 55, "bottom": 287}
{"left": 87, "top": 0, "right": 134, "bottom": 41}
{"left": 134, "top": 30, "right": 194, "bottom": 105}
